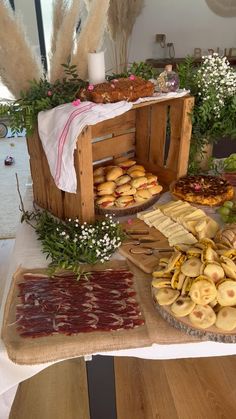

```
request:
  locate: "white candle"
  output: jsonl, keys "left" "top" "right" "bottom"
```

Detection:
{"left": 88, "top": 51, "right": 105, "bottom": 85}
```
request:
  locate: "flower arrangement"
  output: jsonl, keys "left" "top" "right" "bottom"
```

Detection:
{"left": 21, "top": 204, "right": 124, "bottom": 276}
{"left": 178, "top": 54, "right": 236, "bottom": 173}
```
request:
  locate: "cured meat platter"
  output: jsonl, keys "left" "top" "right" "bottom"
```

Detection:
{"left": 119, "top": 218, "right": 172, "bottom": 273}
{"left": 2, "top": 260, "right": 149, "bottom": 365}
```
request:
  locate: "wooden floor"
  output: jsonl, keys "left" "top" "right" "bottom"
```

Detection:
{"left": 1, "top": 240, "right": 236, "bottom": 419}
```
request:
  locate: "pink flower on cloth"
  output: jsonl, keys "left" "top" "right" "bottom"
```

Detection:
{"left": 72, "top": 99, "right": 81, "bottom": 106}
{"left": 88, "top": 84, "right": 94, "bottom": 91}
{"left": 129, "top": 75, "right": 135, "bottom": 81}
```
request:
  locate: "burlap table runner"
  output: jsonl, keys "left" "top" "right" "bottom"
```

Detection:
{"left": 1, "top": 260, "right": 200, "bottom": 365}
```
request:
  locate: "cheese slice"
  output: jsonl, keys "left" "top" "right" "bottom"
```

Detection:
{"left": 144, "top": 213, "right": 167, "bottom": 226}
{"left": 155, "top": 200, "right": 184, "bottom": 211}
{"left": 151, "top": 216, "right": 169, "bottom": 227}
{"left": 164, "top": 225, "right": 183, "bottom": 238}
{"left": 163, "top": 203, "right": 190, "bottom": 217}
{"left": 169, "top": 233, "right": 197, "bottom": 246}
{"left": 137, "top": 208, "right": 161, "bottom": 220}
{"left": 183, "top": 209, "right": 205, "bottom": 220}
{"left": 157, "top": 219, "right": 175, "bottom": 232}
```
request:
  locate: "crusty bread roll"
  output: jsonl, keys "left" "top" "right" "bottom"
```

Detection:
{"left": 115, "top": 183, "right": 136, "bottom": 196}
{"left": 115, "top": 195, "right": 134, "bottom": 208}
{"left": 146, "top": 174, "right": 158, "bottom": 185}
{"left": 118, "top": 159, "right": 136, "bottom": 169}
{"left": 148, "top": 184, "right": 163, "bottom": 195}
{"left": 130, "top": 176, "right": 148, "bottom": 189}
{"left": 127, "top": 164, "right": 145, "bottom": 174}
{"left": 93, "top": 166, "right": 104, "bottom": 176}
{"left": 97, "top": 181, "right": 116, "bottom": 196}
{"left": 106, "top": 166, "right": 123, "bottom": 181}
{"left": 115, "top": 174, "right": 131, "bottom": 186}
{"left": 129, "top": 170, "right": 147, "bottom": 179}
{"left": 93, "top": 175, "right": 105, "bottom": 185}
{"left": 96, "top": 195, "right": 116, "bottom": 208}
{"left": 134, "top": 188, "right": 152, "bottom": 203}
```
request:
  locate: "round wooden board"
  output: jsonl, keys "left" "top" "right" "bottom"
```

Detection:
{"left": 152, "top": 288, "right": 236, "bottom": 343}
{"left": 95, "top": 193, "right": 161, "bottom": 217}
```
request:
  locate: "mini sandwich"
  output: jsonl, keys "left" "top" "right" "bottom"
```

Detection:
{"left": 96, "top": 195, "right": 116, "bottom": 208}
{"left": 93, "top": 174, "right": 105, "bottom": 185}
{"left": 97, "top": 181, "right": 116, "bottom": 196}
{"left": 134, "top": 189, "right": 152, "bottom": 203}
{"left": 115, "top": 174, "right": 131, "bottom": 186}
{"left": 148, "top": 184, "right": 163, "bottom": 195}
{"left": 115, "top": 183, "right": 136, "bottom": 196}
{"left": 115, "top": 195, "right": 134, "bottom": 208}
{"left": 106, "top": 166, "right": 123, "bottom": 181}
{"left": 127, "top": 164, "right": 145, "bottom": 174}
{"left": 93, "top": 166, "right": 104, "bottom": 176}
{"left": 118, "top": 159, "right": 136, "bottom": 170}
{"left": 131, "top": 176, "right": 148, "bottom": 189}
{"left": 129, "top": 170, "right": 147, "bottom": 179}
{"left": 146, "top": 174, "right": 158, "bottom": 187}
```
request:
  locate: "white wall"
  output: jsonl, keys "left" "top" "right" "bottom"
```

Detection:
{"left": 128, "top": 0, "right": 236, "bottom": 61}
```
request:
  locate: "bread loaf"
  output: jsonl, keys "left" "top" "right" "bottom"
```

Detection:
{"left": 79, "top": 77, "right": 155, "bottom": 104}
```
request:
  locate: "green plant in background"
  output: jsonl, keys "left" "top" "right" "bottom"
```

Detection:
{"left": 177, "top": 54, "right": 236, "bottom": 174}
{"left": 0, "top": 64, "right": 87, "bottom": 136}
{"left": 106, "top": 61, "right": 157, "bottom": 81}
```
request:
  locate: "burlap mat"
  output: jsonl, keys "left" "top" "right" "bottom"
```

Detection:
{"left": 2, "top": 260, "right": 200, "bottom": 365}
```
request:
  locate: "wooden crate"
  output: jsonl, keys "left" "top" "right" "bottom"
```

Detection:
{"left": 26, "top": 96, "right": 194, "bottom": 223}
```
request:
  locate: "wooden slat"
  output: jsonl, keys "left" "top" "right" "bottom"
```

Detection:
{"left": 64, "top": 128, "right": 95, "bottom": 222}
{"left": 92, "top": 132, "right": 135, "bottom": 162}
{"left": 91, "top": 110, "right": 135, "bottom": 137}
{"left": 149, "top": 103, "right": 168, "bottom": 166}
{"left": 166, "top": 99, "right": 183, "bottom": 171}
{"left": 10, "top": 359, "right": 90, "bottom": 419}
{"left": 136, "top": 159, "right": 177, "bottom": 186}
{"left": 135, "top": 107, "right": 150, "bottom": 162}
{"left": 176, "top": 96, "right": 195, "bottom": 178}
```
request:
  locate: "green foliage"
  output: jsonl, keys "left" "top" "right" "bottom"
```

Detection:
{"left": 177, "top": 55, "right": 236, "bottom": 174}
{"left": 22, "top": 209, "right": 125, "bottom": 277}
{"left": 0, "top": 64, "right": 87, "bottom": 136}
{"left": 106, "top": 61, "right": 157, "bottom": 81}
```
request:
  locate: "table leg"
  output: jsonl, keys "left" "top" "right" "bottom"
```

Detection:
{"left": 86, "top": 355, "right": 117, "bottom": 419}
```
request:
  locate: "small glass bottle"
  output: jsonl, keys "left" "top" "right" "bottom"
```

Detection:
{"left": 157, "top": 64, "right": 179, "bottom": 93}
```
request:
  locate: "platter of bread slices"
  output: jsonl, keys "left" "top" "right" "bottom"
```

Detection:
{"left": 94, "top": 159, "right": 163, "bottom": 215}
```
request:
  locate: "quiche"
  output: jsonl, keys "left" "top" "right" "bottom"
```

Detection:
{"left": 171, "top": 175, "right": 234, "bottom": 206}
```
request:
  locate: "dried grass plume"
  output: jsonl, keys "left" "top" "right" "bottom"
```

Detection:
{"left": 0, "top": 1, "right": 42, "bottom": 98}
{"left": 71, "top": 0, "right": 110, "bottom": 80}
{"left": 108, "top": 0, "right": 144, "bottom": 72}
{"left": 50, "top": 0, "right": 81, "bottom": 82}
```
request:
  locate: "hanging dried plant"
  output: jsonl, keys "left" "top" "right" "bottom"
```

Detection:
{"left": 108, "top": 0, "right": 144, "bottom": 73}
{"left": 71, "top": 0, "right": 110, "bottom": 80}
{"left": 0, "top": 1, "right": 42, "bottom": 98}
{"left": 49, "top": 0, "right": 81, "bottom": 82}
{"left": 50, "top": 0, "right": 69, "bottom": 56}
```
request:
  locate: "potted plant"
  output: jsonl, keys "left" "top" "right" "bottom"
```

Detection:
{"left": 177, "top": 54, "right": 236, "bottom": 173}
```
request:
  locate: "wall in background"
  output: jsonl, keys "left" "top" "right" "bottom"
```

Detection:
{"left": 128, "top": 0, "right": 236, "bottom": 62}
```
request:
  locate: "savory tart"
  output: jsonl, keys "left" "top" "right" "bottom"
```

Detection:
{"left": 171, "top": 175, "right": 234, "bottom": 206}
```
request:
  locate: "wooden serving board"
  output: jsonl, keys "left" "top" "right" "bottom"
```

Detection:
{"left": 119, "top": 218, "right": 172, "bottom": 274}
{"left": 152, "top": 290, "right": 236, "bottom": 343}
{"left": 95, "top": 193, "right": 160, "bottom": 217}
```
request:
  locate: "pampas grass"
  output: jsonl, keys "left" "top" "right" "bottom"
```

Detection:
{"left": 49, "top": 0, "right": 81, "bottom": 82}
{"left": 108, "top": 0, "right": 144, "bottom": 73}
{"left": 71, "top": 0, "right": 110, "bottom": 80}
{"left": 0, "top": 1, "right": 42, "bottom": 98}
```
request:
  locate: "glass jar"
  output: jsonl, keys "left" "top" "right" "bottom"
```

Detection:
{"left": 157, "top": 64, "right": 179, "bottom": 93}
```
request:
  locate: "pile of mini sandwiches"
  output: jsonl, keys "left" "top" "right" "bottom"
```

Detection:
{"left": 93, "top": 159, "right": 163, "bottom": 208}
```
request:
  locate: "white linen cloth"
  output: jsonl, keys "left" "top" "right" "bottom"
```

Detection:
{"left": 38, "top": 90, "right": 189, "bottom": 193}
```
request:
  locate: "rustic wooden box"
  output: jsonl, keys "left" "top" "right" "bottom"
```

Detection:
{"left": 26, "top": 96, "right": 194, "bottom": 223}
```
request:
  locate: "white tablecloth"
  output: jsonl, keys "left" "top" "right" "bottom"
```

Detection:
{"left": 0, "top": 189, "right": 235, "bottom": 418}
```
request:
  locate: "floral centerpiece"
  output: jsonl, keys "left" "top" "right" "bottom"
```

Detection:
{"left": 178, "top": 53, "right": 236, "bottom": 173}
